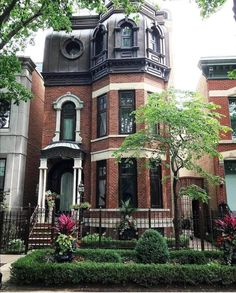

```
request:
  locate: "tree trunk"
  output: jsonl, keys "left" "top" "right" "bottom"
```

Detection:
{"left": 173, "top": 174, "right": 181, "bottom": 249}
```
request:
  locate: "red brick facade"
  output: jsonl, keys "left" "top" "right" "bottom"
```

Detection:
{"left": 42, "top": 73, "right": 171, "bottom": 210}
{"left": 199, "top": 57, "right": 236, "bottom": 211}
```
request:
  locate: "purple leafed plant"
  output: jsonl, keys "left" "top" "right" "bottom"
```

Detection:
{"left": 56, "top": 214, "right": 76, "bottom": 235}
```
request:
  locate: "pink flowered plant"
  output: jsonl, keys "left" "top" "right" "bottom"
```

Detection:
{"left": 215, "top": 215, "right": 236, "bottom": 238}
{"left": 56, "top": 214, "right": 76, "bottom": 235}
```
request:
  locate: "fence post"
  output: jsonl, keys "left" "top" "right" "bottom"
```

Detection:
{"left": 199, "top": 203, "right": 205, "bottom": 251}
{"left": 51, "top": 206, "right": 55, "bottom": 245}
{"left": 24, "top": 203, "right": 31, "bottom": 254}
{"left": 99, "top": 206, "right": 102, "bottom": 248}
{"left": 148, "top": 208, "right": 151, "bottom": 229}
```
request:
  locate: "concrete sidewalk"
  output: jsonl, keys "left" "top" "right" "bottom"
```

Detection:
{"left": 0, "top": 254, "right": 24, "bottom": 286}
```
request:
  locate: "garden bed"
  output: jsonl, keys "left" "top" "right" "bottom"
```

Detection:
{"left": 11, "top": 249, "right": 234, "bottom": 287}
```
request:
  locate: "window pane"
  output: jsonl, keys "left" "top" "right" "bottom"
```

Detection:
{"left": 95, "top": 28, "right": 103, "bottom": 55}
{"left": 97, "top": 161, "right": 106, "bottom": 208}
{"left": 0, "top": 101, "right": 10, "bottom": 128}
{"left": 119, "top": 91, "right": 135, "bottom": 134}
{"left": 97, "top": 95, "right": 107, "bottom": 137}
{"left": 120, "top": 108, "right": 134, "bottom": 133}
{"left": 229, "top": 99, "right": 236, "bottom": 139}
{"left": 119, "top": 159, "right": 137, "bottom": 207}
{"left": 0, "top": 159, "right": 6, "bottom": 191}
{"left": 121, "top": 26, "right": 132, "bottom": 47}
{"left": 150, "top": 165, "right": 163, "bottom": 208}
{"left": 60, "top": 102, "right": 75, "bottom": 141}
{"left": 63, "top": 118, "right": 74, "bottom": 140}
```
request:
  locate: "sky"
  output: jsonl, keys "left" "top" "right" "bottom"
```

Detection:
{"left": 23, "top": 0, "right": 236, "bottom": 91}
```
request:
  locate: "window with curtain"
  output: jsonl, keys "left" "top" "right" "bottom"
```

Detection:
{"left": 60, "top": 102, "right": 76, "bottom": 141}
{"left": 229, "top": 98, "right": 236, "bottom": 139}
{"left": 0, "top": 159, "right": 6, "bottom": 191}
{"left": 119, "top": 91, "right": 135, "bottom": 134}
{"left": 96, "top": 160, "right": 106, "bottom": 208}
{"left": 97, "top": 95, "right": 107, "bottom": 137}
{"left": 121, "top": 25, "right": 133, "bottom": 47}
{"left": 150, "top": 162, "right": 163, "bottom": 208}
{"left": 119, "top": 159, "right": 137, "bottom": 207}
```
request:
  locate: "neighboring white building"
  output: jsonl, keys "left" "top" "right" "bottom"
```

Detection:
{"left": 0, "top": 57, "right": 45, "bottom": 208}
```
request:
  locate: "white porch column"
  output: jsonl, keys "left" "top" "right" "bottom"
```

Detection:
{"left": 75, "top": 107, "right": 82, "bottom": 143}
{"left": 37, "top": 168, "right": 43, "bottom": 206}
{"left": 73, "top": 158, "right": 83, "bottom": 204}
{"left": 37, "top": 158, "right": 48, "bottom": 208}
{"left": 52, "top": 107, "right": 61, "bottom": 142}
{"left": 72, "top": 166, "right": 77, "bottom": 205}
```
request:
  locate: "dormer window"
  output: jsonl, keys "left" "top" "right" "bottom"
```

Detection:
{"left": 114, "top": 19, "right": 139, "bottom": 58}
{"left": 95, "top": 26, "right": 104, "bottom": 55}
{"left": 147, "top": 25, "right": 165, "bottom": 65}
{"left": 121, "top": 25, "right": 133, "bottom": 47}
{"left": 92, "top": 24, "right": 107, "bottom": 67}
{"left": 150, "top": 30, "right": 160, "bottom": 53}
{"left": 60, "top": 102, "right": 76, "bottom": 141}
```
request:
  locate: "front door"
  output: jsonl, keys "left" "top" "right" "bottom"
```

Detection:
{"left": 60, "top": 172, "right": 73, "bottom": 212}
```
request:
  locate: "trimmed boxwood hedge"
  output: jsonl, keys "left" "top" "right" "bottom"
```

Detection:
{"left": 80, "top": 236, "right": 189, "bottom": 250}
{"left": 11, "top": 249, "right": 234, "bottom": 287}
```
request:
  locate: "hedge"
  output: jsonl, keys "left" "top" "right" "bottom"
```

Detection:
{"left": 80, "top": 239, "right": 137, "bottom": 249}
{"left": 80, "top": 236, "right": 189, "bottom": 250}
{"left": 11, "top": 250, "right": 235, "bottom": 287}
{"left": 74, "top": 249, "right": 122, "bottom": 263}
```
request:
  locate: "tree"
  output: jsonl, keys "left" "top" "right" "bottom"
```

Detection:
{"left": 113, "top": 89, "right": 230, "bottom": 249}
{"left": 0, "top": 0, "right": 140, "bottom": 111}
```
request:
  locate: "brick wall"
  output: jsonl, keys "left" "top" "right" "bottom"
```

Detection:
{"left": 23, "top": 70, "right": 45, "bottom": 206}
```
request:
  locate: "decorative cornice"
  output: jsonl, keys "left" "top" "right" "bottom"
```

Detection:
{"left": 42, "top": 72, "right": 92, "bottom": 86}
{"left": 18, "top": 56, "right": 36, "bottom": 74}
{"left": 199, "top": 57, "right": 236, "bottom": 79}
{"left": 43, "top": 57, "right": 170, "bottom": 86}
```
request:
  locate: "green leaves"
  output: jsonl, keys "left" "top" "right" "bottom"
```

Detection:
{"left": 195, "top": 0, "right": 227, "bottom": 18}
{"left": 0, "top": 54, "right": 32, "bottom": 104}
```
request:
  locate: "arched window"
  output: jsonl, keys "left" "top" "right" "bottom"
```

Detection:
{"left": 60, "top": 102, "right": 76, "bottom": 141}
{"left": 121, "top": 24, "right": 133, "bottom": 47}
{"left": 95, "top": 26, "right": 104, "bottom": 56}
{"left": 150, "top": 30, "right": 160, "bottom": 53}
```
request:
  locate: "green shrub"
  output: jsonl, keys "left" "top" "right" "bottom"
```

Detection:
{"left": 81, "top": 233, "right": 112, "bottom": 242}
{"left": 169, "top": 250, "right": 223, "bottom": 265}
{"left": 165, "top": 235, "right": 190, "bottom": 248}
{"left": 10, "top": 250, "right": 236, "bottom": 287}
{"left": 135, "top": 229, "right": 169, "bottom": 264}
{"left": 7, "top": 239, "right": 25, "bottom": 254}
{"left": 80, "top": 239, "right": 137, "bottom": 249}
{"left": 75, "top": 249, "right": 122, "bottom": 263}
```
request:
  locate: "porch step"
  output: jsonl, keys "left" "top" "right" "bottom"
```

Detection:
{"left": 28, "top": 223, "right": 54, "bottom": 250}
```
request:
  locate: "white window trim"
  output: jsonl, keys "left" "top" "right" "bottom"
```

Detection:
{"left": 53, "top": 92, "right": 84, "bottom": 143}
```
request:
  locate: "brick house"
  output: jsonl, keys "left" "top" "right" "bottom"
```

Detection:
{"left": 198, "top": 56, "right": 236, "bottom": 214}
{"left": 0, "top": 57, "right": 44, "bottom": 208}
{"left": 37, "top": 2, "right": 173, "bottom": 232}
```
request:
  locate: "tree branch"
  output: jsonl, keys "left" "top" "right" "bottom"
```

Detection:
{"left": 0, "top": 0, "right": 18, "bottom": 26}
{"left": 0, "top": 11, "right": 42, "bottom": 50}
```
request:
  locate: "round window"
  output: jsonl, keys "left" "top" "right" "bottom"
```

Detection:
{"left": 61, "top": 37, "right": 83, "bottom": 60}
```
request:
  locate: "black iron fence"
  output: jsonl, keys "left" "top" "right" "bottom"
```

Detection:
{"left": 0, "top": 206, "right": 33, "bottom": 254}
{"left": 0, "top": 206, "right": 223, "bottom": 253}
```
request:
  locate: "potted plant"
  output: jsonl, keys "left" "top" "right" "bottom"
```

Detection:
{"left": 118, "top": 198, "right": 138, "bottom": 240}
{"left": 45, "top": 190, "right": 59, "bottom": 208}
{"left": 78, "top": 201, "right": 91, "bottom": 210}
{"left": 54, "top": 214, "right": 76, "bottom": 262}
